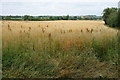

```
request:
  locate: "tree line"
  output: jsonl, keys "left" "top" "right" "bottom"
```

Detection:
{"left": 103, "top": 7, "right": 120, "bottom": 28}
{"left": 0, "top": 15, "right": 102, "bottom": 21}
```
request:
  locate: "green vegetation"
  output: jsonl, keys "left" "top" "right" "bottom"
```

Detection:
{"left": 0, "top": 15, "right": 102, "bottom": 21}
{"left": 118, "top": 8, "right": 120, "bottom": 27}
{"left": 3, "top": 34, "right": 118, "bottom": 78}
{"left": 103, "top": 7, "right": 120, "bottom": 27}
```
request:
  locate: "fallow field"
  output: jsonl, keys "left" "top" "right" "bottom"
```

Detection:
{"left": 2, "top": 20, "right": 119, "bottom": 78}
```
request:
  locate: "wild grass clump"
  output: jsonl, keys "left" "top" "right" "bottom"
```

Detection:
{"left": 91, "top": 38, "right": 118, "bottom": 63}
{"left": 2, "top": 35, "right": 118, "bottom": 78}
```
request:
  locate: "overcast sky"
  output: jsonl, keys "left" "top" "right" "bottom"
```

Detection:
{"left": 0, "top": 0, "right": 119, "bottom": 16}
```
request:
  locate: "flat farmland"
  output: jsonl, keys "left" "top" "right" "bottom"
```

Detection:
{"left": 2, "top": 20, "right": 119, "bottom": 78}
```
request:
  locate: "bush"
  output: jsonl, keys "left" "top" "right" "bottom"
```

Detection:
{"left": 106, "top": 12, "right": 118, "bottom": 27}
{"left": 103, "top": 7, "right": 119, "bottom": 27}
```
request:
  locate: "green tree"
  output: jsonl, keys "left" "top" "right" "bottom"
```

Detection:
{"left": 103, "top": 7, "right": 119, "bottom": 27}
{"left": 5, "top": 16, "right": 12, "bottom": 20}
{"left": 66, "top": 15, "right": 69, "bottom": 20}
{"left": 103, "top": 8, "right": 117, "bottom": 24}
{"left": 23, "top": 15, "right": 33, "bottom": 21}
{"left": 118, "top": 8, "right": 120, "bottom": 27}
{"left": 106, "top": 12, "right": 118, "bottom": 27}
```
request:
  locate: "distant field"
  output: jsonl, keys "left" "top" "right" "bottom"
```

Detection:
{"left": 2, "top": 20, "right": 118, "bottom": 43}
{"left": 2, "top": 20, "right": 119, "bottom": 78}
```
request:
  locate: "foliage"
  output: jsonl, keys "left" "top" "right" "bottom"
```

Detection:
{"left": 103, "top": 7, "right": 119, "bottom": 27}
{"left": 1, "top": 15, "right": 102, "bottom": 21}
{"left": 22, "top": 15, "right": 33, "bottom": 21}
{"left": 118, "top": 9, "right": 120, "bottom": 27}
{"left": 106, "top": 12, "right": 118, "bottom": 27}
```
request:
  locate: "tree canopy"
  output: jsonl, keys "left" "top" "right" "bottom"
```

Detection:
{"left": 103, "top": 7, "right": 119, "bottom": 28}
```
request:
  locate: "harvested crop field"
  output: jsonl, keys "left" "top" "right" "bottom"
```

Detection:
{"left": 2, "top": 20, "right": 119, "bottom": 78}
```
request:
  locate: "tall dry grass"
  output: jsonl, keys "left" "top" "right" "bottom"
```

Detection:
{"left": 2, "top": 20, "right": 119, "bottom": 78}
